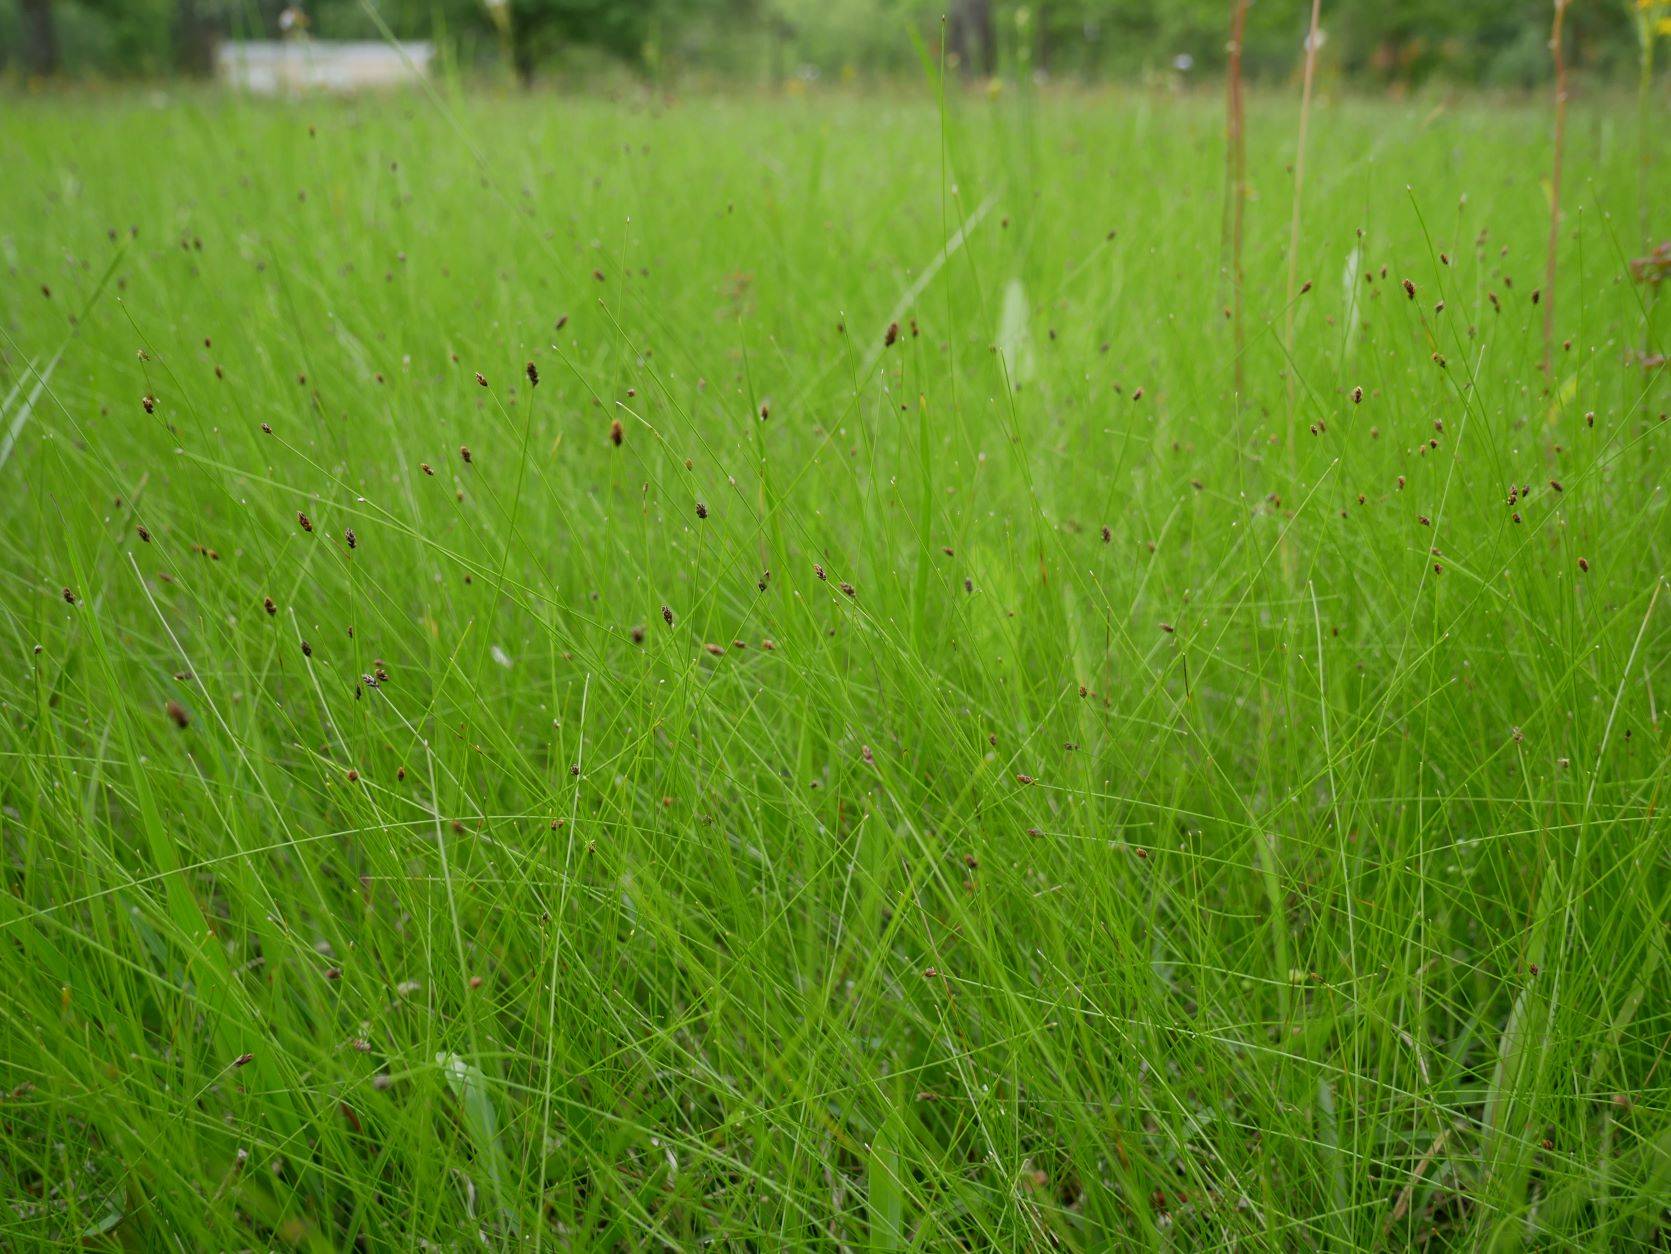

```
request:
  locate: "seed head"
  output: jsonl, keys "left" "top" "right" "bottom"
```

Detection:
{"left": 1351, "top": 386, "right": 1363, "bottom": 404}
{"left": 459, "top": 445, "right": 472, "bottom": 465}
{"left": 525, "top": 361, "right": 539, "bottom": 387}
{"left": 263, "top": 596, "right": 277, "bottom": 615}
{"left": 141, "top": 394, "right": 156, "bottom": 413}
{"left": 884, "top": 322, "right": 900, "bottom": 347}
{"left": 136, "top": 524, "right": 151, "bottom": 542}
{"left": 474, "top": 372, "right": 487, "bottom": 388}
{"left": 344, "top": 527, "right": 357, "bottom": 550}
{"left": 1402, "top": 279, "right": 1416, "bottom": 300}
{"left": 166, "top": 700, "right": 190, "bottom": 728}
{"left": 609, "top": 419, "right": 624, "bottom": 446}
{"left": 695, "top": 501, "right": 708, "bottom": 519}
{"left": 661, "top": 603, "right": 674, "bottom": 626}
{"left": 297, "top": 511, "right": 313, "bottom": 533}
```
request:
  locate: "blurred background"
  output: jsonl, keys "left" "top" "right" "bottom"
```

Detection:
{"left": 0, "top": 0, "right": 1666, "bottom": 91}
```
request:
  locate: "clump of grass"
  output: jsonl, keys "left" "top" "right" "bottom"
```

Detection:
{"left": 0, "top": 81, "right": 1666, "bottom": 1249}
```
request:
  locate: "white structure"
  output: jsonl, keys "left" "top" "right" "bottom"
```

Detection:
{"left": 216, "top": 40, "right": 434, "bottom": 94}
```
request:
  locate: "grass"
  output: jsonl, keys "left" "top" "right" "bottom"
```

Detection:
{"left": 1, "top": 81, "right": 1667, "bottom": 1248}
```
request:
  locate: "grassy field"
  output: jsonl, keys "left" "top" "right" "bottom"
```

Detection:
{"left": 1, "top": 82, "right": 1667, "bottom": 1248}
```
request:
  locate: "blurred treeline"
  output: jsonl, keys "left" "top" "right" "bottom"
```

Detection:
{"left": 0, "top": 0, "right": 1662, "bottom": 88}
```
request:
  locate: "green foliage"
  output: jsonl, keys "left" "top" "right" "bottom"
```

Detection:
{"left": 0, "top": 0, "right": 1660, "bottom": 84}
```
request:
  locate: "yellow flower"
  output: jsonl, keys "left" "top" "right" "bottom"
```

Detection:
{"left": 1659, "top": 15, "right": 1671, "bottom": 32}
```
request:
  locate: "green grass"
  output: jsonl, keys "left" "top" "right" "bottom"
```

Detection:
{"left": 1, "top": 82, "right": 1667, "bottom": 1249}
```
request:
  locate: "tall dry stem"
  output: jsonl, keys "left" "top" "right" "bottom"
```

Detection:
{"left": 1225, "top": 0, "right": 1249, "bottom": 397}
{"left": 1544, "top": 0, "right": 1570, "bottom": 379}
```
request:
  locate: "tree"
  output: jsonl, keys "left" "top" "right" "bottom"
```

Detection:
{"left": 503, "top": 0, "right": 662, "bottom": 83}
{"left": 19, "top": 0, "right": 59, "bottom": 76}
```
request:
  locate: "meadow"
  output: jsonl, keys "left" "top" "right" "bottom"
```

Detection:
{"left": 1, "top": 81, "right": 1667, "bottom": 1248}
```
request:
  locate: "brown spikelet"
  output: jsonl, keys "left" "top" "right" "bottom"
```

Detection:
{"left": 525, "top": 361, "right": 539, "bottom": 387}
{"left": 297, "top": 511, "right": 313, "bottom": 533}
{"left": 884, "top": 322, "right": 900, "bottom": 347}
{"left": 166, "top": 699, "right": 190, "bottom": 728}
{"left": 609, "top": 419, "right": 624, "bottom": 446}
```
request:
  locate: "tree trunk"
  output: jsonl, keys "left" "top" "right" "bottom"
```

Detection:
{"left": 19, "top": 0, "right": 59, "bottom": 77}
{"left": 175, "top": 0, "right": 218, "bottom": 77}
{"left": 947, "top": 0, "right": 993, "bottom": 76}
